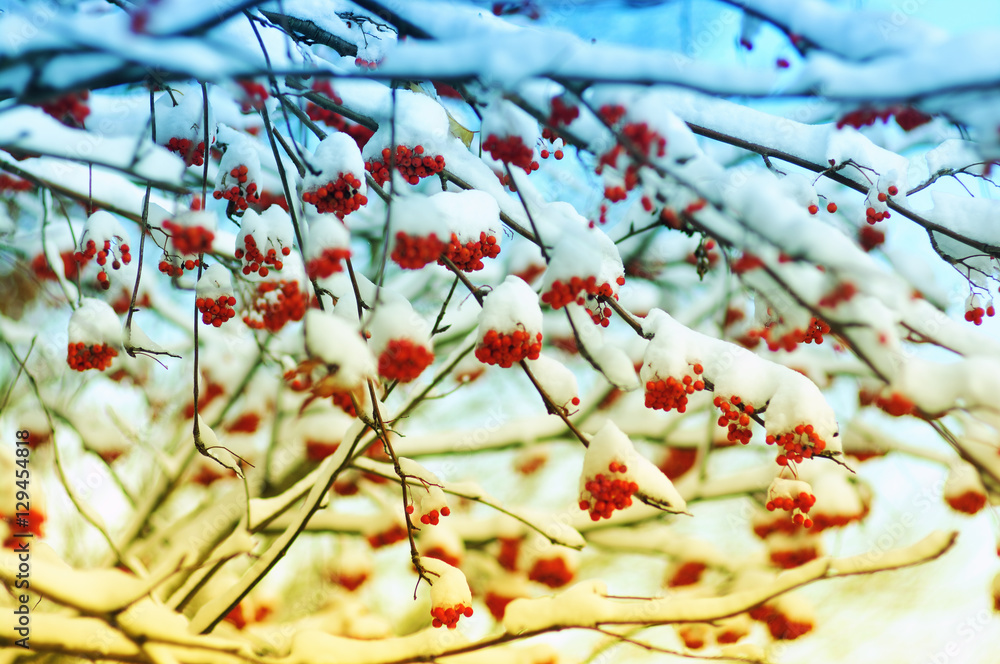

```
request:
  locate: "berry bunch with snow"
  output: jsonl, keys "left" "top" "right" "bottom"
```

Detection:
{"left": 236, "top": 206, "right": 293, "bottom": 277}
{"left": 578, "top": 421, "right": 686, "bottom": 521}
{"left": 943, "top": 459, "right": 988, "bottom": 515}
{"left": 38, "top": 90, "right": 90, "bottom": 128}
{"left": 301, "top": 310, "right": 376, "bottom": 396}
{"left": 155, "top": 88, "right": 215, "bottom": 167}
{"left": 76, "top": 211, "right": 132, "bottom": 290}
{"left": 213, "top": 136, "right": 261, "bottom": 216}
{"left": 766, "top": 477, "right": 817, "bottom": 528}
{"left": 475, "top": 275, "right": 543, "bottom": 368}
{"left": 864, "top": 175, "right": 901, "bottom": 225}
{"left": 640, "top": 326, "right": 705, "bottom": 414}
{"left": 713, "top": 394, "right": 756, "bottom": 445}
{"left": 67, "top": 298, "right": 121, "bottom": 372}
{"left": 436, "top": 190, "right": 502, "bottom": 271}
{"left": 539, "top": 207, "right": 625, "bottom": 325}
{"left": 302, "top": 133, "right": 368, "bottom": 219}
{"left": 160, "top": 207, "right": 216, "bottom": 274}
{"left": 400, "top": 458, "right": 451, "bottom": 526}
{"left": 196, "top": 264, "right": 236, "bottom": 327}
{"left": 421, "top": 557, "right": 473, "bottom": 629}
{"left": 243, "top": 257, "right": 307, "bottom": 333}
{"left": 368, "top": 300, "right": 434, "bottom": 383}
{"left": 964, "top": 293, "right": 994, "bottom": 326}
{"left": 362, "top": 90, "right": 449, "bottom": 186}
{"left": 763, "top": 379, "right": 839, "bottom": 468}
{"left": 389, "top": 195, "right": 447, "bottom": 270}
{"left": 304, "top": 217, "right": 351, "bottom": 280}
{"left": 481, "top": 99, "right": 541, "bottom": 174}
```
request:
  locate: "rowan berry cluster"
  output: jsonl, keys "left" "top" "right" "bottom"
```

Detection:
{"left": 39, "top": 91, "right": 90, "bottom": 127}
{"left": 213, "top": 165, "right": 260, "bottom": 214}
{"left": 659, "top": 447, "right": 698, "bottom": 479}
{"left": 378, "top": 338, "right": 434, "bottom": 383}
{"left": 541, "top": 275, "right": 624, "bottom": 310}
{"left": 165, "top": 137, "right": 207, "bottom": 166}
{"left": 158, "top": 257, "right": 186, "bottom": 277}
{"left": 0, "top": 174, "right": 32, "bottom": 192}
{"left": 860, "top": 389, "right": 916, "bottom": 417}
{"left": 770, "top": 545, "right": 820, "bottom": 569}
{"left": 818, "top": 282, "right": 858, "bottom": 308}
{"left": 405, "top": 503, "right": 451, "bottom": 526}
{"left": 598, "top": 104, "right": 626, "bottom": 125}
{"left": 430, "top": 603, "right": 473, "bottom": 629}
{"left": 579, "top": 461, "right": 639, "bottom": 521}
{"left": 440, "top": 231, "right": 500, "bottom": 271}
{"left": 235, "top": 235, "right": 290, "bottom": 276}
{"left": 766, "top": 425, "right": 827, "bottom": 467}
{"left": 162, "top": 220, "right": 214, "bottom": 256}
{"left": 302, "top": 173, "right": 368, "bottom": 218}
{"left": 305, "top": 247, "right": 351, "bottom": 279}
{"left": 945, "top": 490, "right": 987, "bottom": 515}
{"left": 749, "top": 605, "right": 814, "bottom": 641}
{"left": 391, "top": 232, "right": 444, "bottom": 269}
{"left": 197, "top": 295, "right": 237, "bottom": 327}
{"left": 236, "top": 80, "right": 268, "bottom": 112}
{"left": 807, "top": 202, "right": 838, "bottom": 214}
{"left": 964, "top": 302, "right": 995, "bottom": 325}
{"left": 667, "top": 561, "right": 707, "bottom": 588}
{"left": 475, "top": 328, "right": 542, "bottom": 368}
{"left": 67, "top": 342, "right": 118, "bottom": 371}
{"left": 242, "top": 281, "right": 307, "bottom": 332}
{"left": 366, "top": 523, "right": 407, "bottom": 548}
{"left": 481, "top": 134, "right": 539, "bottom": 173}
{"left": 837, "top": 106, "right": 932, "bottom": 131}
{"left": 730, "top": 252, "right": 765, "bottom": 274}
{"left": 332, "top": 570, "right": 368, "bottom": 591}
{"left": 528, "top": 556, "right": 574, "bottom": 588}
{"left": 766, "top": 491, "right": 817, "bottom": 528}
{"left": 644, "top": 363, "right": 705, "bottom": 413}
{"left": 760, "top": 317, "right": 830, "bottom": 351}
{"left": 549, "top": 95, "right": 579, "bottom": 127}
{"left": 76, "top": 238, "right": 132, "bottom": 290}
{"left": 365, "top": 145, "right": 445, "bottom": 186}
{"left": 858, "top": 225, "right": 886, "bottom": 251}
{"left": 714, "top": 395, "right": 755, "bottom": 445}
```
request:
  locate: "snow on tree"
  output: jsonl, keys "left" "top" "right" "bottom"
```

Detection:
{"left": 1, "top": 1, "right": 999, "bottom": 663}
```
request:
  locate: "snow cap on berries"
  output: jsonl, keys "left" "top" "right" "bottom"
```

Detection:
{"left": 304, "top": 310, "right": 376, "bottom": 391}
{"left": 437, "top": 189, "right": 501, "bottom": 246}
{"left": 943, "top": 458, "right": 988, "bottom": 515}
{"left": 421, "top": 556, "right": 473, "bottom": 629}
{"left": 367, "top": 300, "right": 435, "bottom": 383}
{"left": 304, "top": 216, "right": 351, "bottom": 279}
{"left": 82, "top": 211, "right": 130, "bottom": 251}
{"left": 362, "top": 89, "right": 450, "bottom": 162}
{"left": 236, "top": 205, "right": 293, "bottom": 276}
{"left": 304, "top": 132, "right": 366, "bottom": 193}
{"left": 196, "top": 264, "right": 233, "bottom": 300}
{"left": 582, "top": 421, "right": 686, "bottom": 513}
{"left": 69, "top": 297, "right": 122, "bottom": 348}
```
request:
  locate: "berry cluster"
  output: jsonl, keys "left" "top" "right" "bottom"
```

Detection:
{"left": 667, "top": 561, "right": 707, "bottom": 588}
{"left": 305, "top": 247, "right": 351, "bottom": 280}
{"left": 425, "top": 546, "right": 461, "bottom": 569}
{"left": 366, "top": 523, "right": 407, "bottom": 548}
{"left": 213, "top": 165, "right": 260, "bottom": 214}
{"left": 197, "top": 295, "right": 237, "bottom": 327}
{"left": 807, "top": 202, "right": 838, "bottom": 214}
{"left": 766, "top": 491, "right": 817, "bottom": 528}
{"left": 440, "top": 232, "right": 500, "bottom": 271}
{"left": 158, "top": 256, "right": 187, "bottom": 277}
{"left": 365, "top": 145, "right": 445, "bottom": 186}
{"left": 598, "top": 104, "right": 626, "bottom": 126}
{"left": 0, "top": 174, "right": 32, "bottom": 192}
{"left": 586, "top": 302, "right": 614, "bottom": 328}
{"left": 39, "top": 91, "right": 90, "bottom": 127}
{"left": 597, "top": 122, "right": 666, "bottom": 201}
{"left": 378, "top": 338, "right": 434, "bottom": 383}
{"left": 579, "top": 461, "right": 638, "bottom": 521}
{"left": 236, "top": 235, "right": 290, "bottom": 276}
{"left": 541, "top": 275, "right": 624, "bottom": 310}
{"left": 528, "top": 556, "right": 574, "bottom": 588}
{"left": 302, "top": 173, "right": 368, "bottom": 218}
{"left": 549, "top": 95, "right": 579, "bottom": 127}
{"left": 485, "top": 592, "right": 515, "bottom": 621}
{"left": 162, "top": 220, "right": 214, "bottom": 256}
{"left": 837, "top": 106, "right": 932, "bottom": 132}
{"left": 858, "top": 225, "right": 886, "bottom": 251}
{"left": 332, "top": 570, "right": 368, "bottom": 591}
{"left": 243, "top": 281, "right": 307, "bottom": 332}
{"left": 818, "top": 282, "right": 858, "bottom": 308}
{"left": 766, "top": 425, "right": 827, "bottom": 467}
{"left": 355, "top": 57, "right": 380, "bottom": 70}
{"left": 945, "top": 490, "right": 987, "bottom": 515}
{"left": 67, "top": 342, "right": 118, "bottom": 372}
{"left": 237, "top": 80, "right": 268, "bottom": 112}
{"left": 482, "top": 134, "right": 539, "bottom": 173}
{"left": 760, "top": 317, "right": 831, "bottom": 351}
{"left": 430, "top": 603, "right": 473, "bottom": 629}
{"left": 770, "top": 545, "right": 820, "bottom": 570}
{"left": 659, "top": 447, "right": 698, "bottom": 480}
{"left": 76, "top": 239, "right": 131, "bottom": 290}
{"left": 405, "top": 503, "right": 451, "bottom": 526}
{"left": 165, "top": 137, "right": 207, "bottom": 167}
{"left": 714, "top": 395, "right": 755, "bottom": 445}
{"left": 305, "top": 80, "right": 343, "bottom": 121}
{"left": 392, "top": 232, "right": 445, "bottom": 269}
{"left": 964, "top": 302, "right": 995, "bottom": 325}
{"left": 644, "top": 364, "right": 705, "bottom": 413}
{"left": 861, "top": 389, "right": 916, "bottom": 417}
{"left": 475, "top": 329, "right": 542, "bottom": 368}
{"left": 748, "top": 605, "right": 814, "bottom": 641}
{"left": 256, "top": 190, "right": 289, "bottom": 212}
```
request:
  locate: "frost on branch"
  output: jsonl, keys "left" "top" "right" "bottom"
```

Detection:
{"left": 67, "top": 298, "right": 121, "bottom": 371}
{"left": 580, "top": 421, "right": 685, "bottom": 519}
{"left": 302, "top": 132, "right": 368, "bottom": 218}
{"left": 476, "top": 275, "right": 543, "bottom": 367}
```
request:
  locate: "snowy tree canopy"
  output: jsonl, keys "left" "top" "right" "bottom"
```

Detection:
{"left": 1, "top": 0, "right": 999, "bottom": 662}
